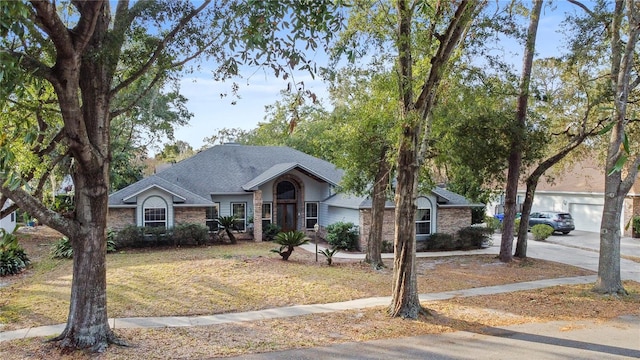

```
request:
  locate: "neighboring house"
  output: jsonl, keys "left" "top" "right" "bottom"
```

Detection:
{"left": 108, "top": 144, "right": 481, "bottom": 246}
{"left": 0, "top": 201, "right": 17, "bottom": 233}
{"left": 487, "top": 158, "right": 640, "bottom": 236}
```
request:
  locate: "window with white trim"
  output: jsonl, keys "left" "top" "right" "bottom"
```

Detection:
{"left": 144, "top": 208, "right": 166, "bottom": 228}
{"left": 305, "top": 202, "right": 318, "bottom": 229}
{"left": 261, "top": 203, "right": 272, "bottom": 229}
{"left": 231, "top": 202, "right": 246, "bottom": 231}
{"left": 415, "top": 208, "right": 431, "bottom": 236}
{"left": 206, "top": 203, "right": 220, "bottom": 232}
{"left": 143, "top": 196, "right": 168, "bottom": 228}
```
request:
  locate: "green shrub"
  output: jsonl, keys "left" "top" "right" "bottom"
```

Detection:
{"left": 262, "top": 223, "right": 281, "bottom": 241}
{"left": 114, "top": 225, "right": 145, "bottom": 248}
{"left": 326, "top": 222, "right": 359, "bottom": 251}
{"left": 0, "top": 228, "right": 30, "bottom": 276}
{"left": 426, "top": 233, "right": 455, "bottom": 251}
{"left": 531, "top": 224, "right": 554, "bottom": 241}
{"left": 457, "top": 226, "right": 493, "bottom": 249}
{"left": 51, "top": 235, "right": 117, "bottom": 259}
{"left": 144, "top": 226, "right": 171, "bottom": 246}
{"left": 271, "top": 231, "right": 309, "bottom": 260}
{"left": 484, "top": 216, "right": 501, "bottom": 233}
{"left": 172, "top": 223, "right": 209, "bottom": 246}
{"left": 633, "top": 216, "right": 640, "bottom": 237}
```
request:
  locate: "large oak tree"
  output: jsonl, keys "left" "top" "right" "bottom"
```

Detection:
{"left": 0, "top": 0, "right": 341, "bottom": 351}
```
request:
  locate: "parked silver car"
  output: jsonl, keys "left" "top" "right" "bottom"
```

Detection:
{"left": 529, "top": 211, "right": 575, "bottom": 234}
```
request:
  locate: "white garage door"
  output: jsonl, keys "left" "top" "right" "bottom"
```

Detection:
{"left": 569, "top": 203, "right": 603, "bottom": 233}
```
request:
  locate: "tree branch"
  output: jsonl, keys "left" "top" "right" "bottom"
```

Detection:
{"left": 110, "top": 0, "right": 211, "bottom": 96}
{"left": 29, "top": 0, "right": 75, "bottom": 59}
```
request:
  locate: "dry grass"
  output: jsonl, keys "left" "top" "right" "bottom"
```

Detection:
{"left": 1, "top": 227, "right": 638, "bottom": 359}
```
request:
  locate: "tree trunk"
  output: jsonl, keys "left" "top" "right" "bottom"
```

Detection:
{"left": 594, "top": 176, "right": 626, "bottom": 295}
{"left": 389, "top": 126, "right": 422, "bottom": 319}
{"left": 499, "top": 0, "right": 543, "bottom": 262}
{"left": 593, "top": 0, "right": 639, "bottom": 295}
{"left": 365, "top": 148, "right": 390, "bottom": 269}
{"left": 514, "top": 178, "right": 536, "bottom": 257}
{"left": 52, "top": 171, "right": 118, "bottom": 351}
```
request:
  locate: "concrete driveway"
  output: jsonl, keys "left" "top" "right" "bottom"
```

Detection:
{"left": 519, "top": 231, "right": 640, "bottom": 282}
{"left": 544, "top": 230, "right": 640, "bottom": 258}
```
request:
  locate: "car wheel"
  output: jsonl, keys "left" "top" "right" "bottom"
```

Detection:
{"left": 562, "top": 231, "right": 570, "bottom": 235}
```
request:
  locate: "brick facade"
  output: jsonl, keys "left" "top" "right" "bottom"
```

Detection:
{"left": 358, "top": 208, "right": 395, "bottom": 252}
{"left": 107, "top": 208, "right": 136, "bottom": 230}
{"left": 174, "top": 207, "right": 206, "bottom": 225}
{"left": 357, "top": 207, "right": 472, "bottom": 252}
{"left": 436, "top": 208, "right": 471, "bottom": 235}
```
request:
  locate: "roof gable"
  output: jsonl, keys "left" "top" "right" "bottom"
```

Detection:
{"left": 109, "top": 145, "right": 343, "bottom": 206}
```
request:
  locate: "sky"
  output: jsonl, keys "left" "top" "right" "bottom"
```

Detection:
{"left": 169, "top": 2, "right": 580, "bottom": 153}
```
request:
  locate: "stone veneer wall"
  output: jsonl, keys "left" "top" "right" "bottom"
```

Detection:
{"left": 436, "top": 208, "right": 471, "bottom": 235}
{"left": 107, "top": 208, "right": 135, "bottom": 230}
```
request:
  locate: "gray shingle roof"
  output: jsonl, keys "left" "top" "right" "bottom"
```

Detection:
{"left": 108, "top": 176, "right": 214, "bottom": 206}
{"left": 322, "top": 187, "right": 483, "bottom": 210}
{"left": 431, "top": 187, "right": 485, "bottom": 207}
{"left": 109, "top": 144, "right": 343, "bottom": 206}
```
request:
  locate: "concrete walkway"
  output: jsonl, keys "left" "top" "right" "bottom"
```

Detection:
{"left": 1, "top": 232, "right": 638, "bottom": 358}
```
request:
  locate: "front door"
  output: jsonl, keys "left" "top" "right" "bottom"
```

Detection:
{"left": 277, "top": 203, "right": 297, "bottom": 232}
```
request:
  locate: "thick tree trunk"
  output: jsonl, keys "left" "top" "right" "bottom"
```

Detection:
{"left": 499, "top": 0, "right": 543, "bottom": 262}
{"left": 594, "top": 177, "right": 626, "bottom": 294}
{"left": 52, "top": 171, "right": 117, "bottom": 351}
{"left": 593, "top": 0, "right": 639, "bottom": 295}
{"left": 365, "top": 149, "right": 390, "bottom": 269}
{"left": 389, "top": 127, "right": 422, "bottom": 319}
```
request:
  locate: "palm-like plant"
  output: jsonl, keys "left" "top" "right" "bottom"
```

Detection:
{"left": 318, "top": 247, "right": 340, "bottom": 265}
{"left": 217, "top": 215, "right": 237, "bottom": 244}
{"left": 271, "top": 231, "right": 309, "bottom": 260}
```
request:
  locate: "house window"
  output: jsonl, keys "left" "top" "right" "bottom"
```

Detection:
{"left": 144, "top": 208, "right": 166, "bottom": 228}
{"left": 277, "top": 181, "right": 296, "bottom": 200}
{"left": 10, "top": 212, "right": 15, "bottom": 222}
{"left": 305, "top": 202, "right": 318, "bottom": 229}
{"left": 262, "top": 203, "right": 272, "bottom": 229}
{"left": 206, "top": 203, "right": 220, "bottom": 232}
{"left": 416, "top": 209, "right": 431, "bottom": 236}
{"left": 231, "top": 202, "right": 246, "bottom": 231}
{"left": 143, "top": 196, "right": 168, "bottom": 228}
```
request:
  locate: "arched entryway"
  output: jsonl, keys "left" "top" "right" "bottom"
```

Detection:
{"left": 276, "top": 180, "right": 297, "bottom": 231}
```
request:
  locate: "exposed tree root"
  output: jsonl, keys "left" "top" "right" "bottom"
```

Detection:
{"left": 47, "top": 329, "right": 129, "bottom": 354}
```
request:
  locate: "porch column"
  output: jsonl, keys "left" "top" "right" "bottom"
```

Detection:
{"left": 253, "top": 190, "right": 263, "bottom": 242}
